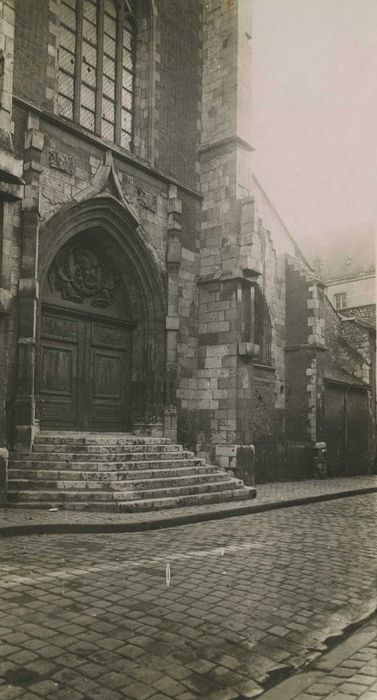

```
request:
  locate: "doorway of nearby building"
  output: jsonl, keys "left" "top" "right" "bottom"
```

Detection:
{"left": 325, "top": 381, "right": 370, "bottom": 475}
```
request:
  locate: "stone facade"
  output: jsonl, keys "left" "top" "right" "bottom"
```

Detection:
{"left": 0, "top": 0, "right": 375, "bottom": 492}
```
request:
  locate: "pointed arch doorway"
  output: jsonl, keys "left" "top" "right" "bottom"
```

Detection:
{"left": 39, "top": 231, "right": 134, "bottom": 431}
{"left": 14, "top": 194, "right": 166, "bottom": 449}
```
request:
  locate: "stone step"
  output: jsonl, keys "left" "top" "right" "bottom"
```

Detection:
{"left": 8, "top": 465, "right": 219, "bottom": 481}
{"left": 9, "top": 458, "right": 204, "bottom": 471}
{"left": 7, "top": 479, "right": 245, "bottom": 504}
{"left": 27, "top": 443, "right": 181, "bottom": 455}
{"left": 11, "top": 450, "right": 192, "bottom": 464}
{"left": 34, "top": 434, "right": 171, "bottom": 446}
{"left": 8, "top": 488, "right": 255, "bottom": 512}
{"left": 117, "top": 488, "right": 255, "bottom": 512}
{"left": 8, "top": 472, "right": 230, "bottom": 492}
{"left": 8, "top": 431, "right": 254, "bottom": 514}
{"left": 38, "top": 431, "right": 135, "bottom": 437}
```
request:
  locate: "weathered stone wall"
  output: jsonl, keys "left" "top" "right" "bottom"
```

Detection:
{"left": 341, "top": 317, "right": 375, "bottom": 369}
{"left": 193, "top": 0, "right": 302, "bottom": 462}
{"left": 0, "top": 0, "right": 23, "bottom": 451}
{"left": 155, "top": 0, "right": 202, "bottom": 189}
{"left": 341, "top": 304, "right": 376, "bottom": 329}
{"left": 13, "top": 0, "right": 50, "bottom": 109}
{"left": 285, "top": 258, "right": 326, "bottom": 442}
{"left": 0, "top": 201, "right": 21, "bottom": 446}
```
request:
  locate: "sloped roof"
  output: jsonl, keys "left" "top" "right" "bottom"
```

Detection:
{"left": 300, "top": 223, "right": 375, "bottom": 282}
{"left": 324, "top": 368, "right": 369, "bottom": 388}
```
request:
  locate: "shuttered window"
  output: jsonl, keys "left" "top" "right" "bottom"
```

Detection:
{"left": 57, "top": 0, "right": 137, "bottom": 150}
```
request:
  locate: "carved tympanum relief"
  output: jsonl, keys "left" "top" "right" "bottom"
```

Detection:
{"left": 49, "top": 243, "right": 120, "bottom": 308}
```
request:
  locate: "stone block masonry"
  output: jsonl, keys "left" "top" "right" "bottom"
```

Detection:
{"left": 285, "top": 258, "right": 327, "bottom": 443}
{"left": 0, "top": 0, "right": 24, "bottom": 452}
{"left": 0, "top": 0, "right": 373, "bottom": 480}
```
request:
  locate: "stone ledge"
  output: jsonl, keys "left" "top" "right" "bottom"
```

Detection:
{"left": 285, "top": 343, "right": 328, "bottom": 353}
{"left": 199, "top": 135, "right": 255, "bottom": 156}
{"left": 238, "top": 341, "right": 260, "bottom": 357}
{"left": 166, "top": 316, "right": 180, "bottom": 331}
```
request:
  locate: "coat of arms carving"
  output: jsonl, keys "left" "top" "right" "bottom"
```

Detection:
{"left": 49, "top": 244, "right": 120, "bottom": 308}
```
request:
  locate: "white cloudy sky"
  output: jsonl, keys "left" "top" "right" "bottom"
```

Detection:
{"left": 251, "top": 0, "right": 377, "bottom": 240}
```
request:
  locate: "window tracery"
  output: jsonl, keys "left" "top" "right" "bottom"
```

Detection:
{"left": 57, "top": 0, "right": 137, "bottom": 150}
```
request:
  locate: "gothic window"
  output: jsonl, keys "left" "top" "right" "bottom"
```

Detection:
{"left": 254, "top": 286, "right": 272, "bottom": 365}
{"left": 57, "top": 0, "right": 137, "bottom": 150}
{"left": 239, "top": 284, "right": 273, "bottom": 365}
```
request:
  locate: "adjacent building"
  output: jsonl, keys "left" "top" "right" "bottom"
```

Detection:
{"left": 301, "top": 223, "right": 376, "bottom": 328}
{"left": 0, "top": 0, "right": 375, "bottom": 503}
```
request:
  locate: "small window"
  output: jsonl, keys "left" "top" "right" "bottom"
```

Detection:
{"left": 240, "top": 284, "right": 272, "bottom": 364}
{"left": 254, "top": 286, "right": 272, "bottom": 365}
{"left": 57, "top": 0, "right": 137, "bottom": 150}
{"left": 334, "top": 292, "right": 347, "bottom": 310}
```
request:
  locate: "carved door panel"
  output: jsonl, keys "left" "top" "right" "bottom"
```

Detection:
{"left": 39, "top": 312, "right": 81, "bottom": 429}
{"left": 39, "top": 311, "right": 131, "bottom": 431}
{"left": 87, "top": 321, "right": 131, "bottom": 431}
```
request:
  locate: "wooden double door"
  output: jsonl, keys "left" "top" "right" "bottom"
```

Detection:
{"left": 325, "top": 382, "right": 369, "bottom": 475}
{"left": 39, "top": 307, "right": 132, "bottom": 431}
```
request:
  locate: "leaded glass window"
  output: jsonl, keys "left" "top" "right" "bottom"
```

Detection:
{"left": 57, "top": 0, "right": 137, "bottom": 150}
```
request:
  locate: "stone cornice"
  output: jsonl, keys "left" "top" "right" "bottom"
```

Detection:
{"left": 199, "top": 135, "right": 255, "bottom": 157}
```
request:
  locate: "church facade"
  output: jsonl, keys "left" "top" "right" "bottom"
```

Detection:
{"left": 0, "top": 0, "right": 375, "bottom": 486}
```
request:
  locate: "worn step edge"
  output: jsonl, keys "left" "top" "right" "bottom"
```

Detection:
{"left": 8, "top": 466, "right": 220, "bottom": 479}
{"left": 116, "top": 489, "right": 254, "bottom": 512}
{"left": 12, "top": 448, "right": 187, "bottom": 460}
{"left": 7, "top": 488, "right": 255, "bottom": 512}
{"left": 9, "top": 458, "right": 204, "bottom": 468}
{"left": 34, "top": 436, "right": 172, "bottom": 445}
{"left": 7, "top": 472, "right": 231, "bottom": 490}
{"left": 7, "top": 480, "right": 246, "bottom": 502}
{"left": 26, "top": 445, "right": 184, "bottom": 455}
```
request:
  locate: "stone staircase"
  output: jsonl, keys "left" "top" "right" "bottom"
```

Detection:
{"left": 7, "top": 432, "right": 256, "bottom": 512}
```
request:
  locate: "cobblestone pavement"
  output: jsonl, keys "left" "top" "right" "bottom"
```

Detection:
{"left": 0, "top": 493, "right": 376, "bottom": 699}
{"left": 0, "top": 476, "right": 376, "bottom": 530}
{"left": 260, "top": 615, "right": 377, "bottom": 699}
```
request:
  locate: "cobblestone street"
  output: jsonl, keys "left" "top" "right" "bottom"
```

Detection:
{"left": 260, "top": 615, "right": 377, "bottom": 699}
{"left": 0, "top": 493, "right": 376, "bottom": 699}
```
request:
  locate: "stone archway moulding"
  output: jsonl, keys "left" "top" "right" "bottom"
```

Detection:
{"left": 38, "top": 195, "right": 166, "bottom": 321}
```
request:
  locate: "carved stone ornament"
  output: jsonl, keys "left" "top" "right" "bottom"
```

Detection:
{"left": 49, "top": 244, "right": 120, "bottom": 308}
{"left": 49, "top": 149, "right": 74, "bottom": 175}
{"left": 121, "top": 174, "right": 158, "bottom": 213}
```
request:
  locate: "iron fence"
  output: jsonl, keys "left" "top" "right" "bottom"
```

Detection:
{"left": 254, "top": 439, "right": 313, "bottom": 483}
